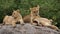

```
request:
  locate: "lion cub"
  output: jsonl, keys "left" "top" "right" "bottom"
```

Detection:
{"left": 23, "top": 5, "right": 40, "bottom": 25}
{"left": 30, "top": 5, "right": 40, "bottom": 25}
{"left": 3, "top": 15, "right": 16, "bottom": 27}
{"left": 12, "top": 9, "right": 24, "bottom": 25}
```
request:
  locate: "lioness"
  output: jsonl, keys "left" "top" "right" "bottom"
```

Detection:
{"left": 12, "top": 9, "right": 24, "bottom": 25}
{"left": 30, "top": 5, "right": 40, "bottom": 25}
{"left": 23, "top": 5, "right": 40, "bottom": 24}
{"left": 3, "top": 15, "right": 16, "bottom": 27}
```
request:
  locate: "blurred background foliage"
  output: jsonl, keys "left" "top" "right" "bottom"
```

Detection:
{"left": 0, "top": 0, "right": 60, "bottom": 28}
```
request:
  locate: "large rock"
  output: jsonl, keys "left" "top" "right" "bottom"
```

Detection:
{"left": 0, "top": 23, "right": 60, "bottom": 34}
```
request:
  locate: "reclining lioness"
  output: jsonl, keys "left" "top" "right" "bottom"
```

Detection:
{"left": 3, "top": 9, "right": 24, "bottom": 27}
{"left": 23, "top": 5, "right": 40, "bottom": 25}
{"left": 3, "top": 15, "right": 16, "bottom": 27}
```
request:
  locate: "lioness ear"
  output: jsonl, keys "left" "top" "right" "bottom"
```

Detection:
{"left": 50, "top": 19, "right": 53, "bottom": 22}
{"left": 37, "top": 5, "right": 40, "bottom": 8}
{"left": 16, "top": 9, "right": 20, "bottom": 13}
{"left": 30, "top": 8, "right": 32, "bottom": 10}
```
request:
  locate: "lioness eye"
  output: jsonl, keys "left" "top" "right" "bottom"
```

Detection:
{"left": 14, "top": 13, "right": 15, "bottom": 14}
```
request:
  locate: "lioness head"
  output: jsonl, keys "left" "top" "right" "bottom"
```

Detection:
{"left": 12, "top": 9, "right": 20, "bottom": 18}
{"left": 30, "top": 5, "right": 40, "bottom": 16}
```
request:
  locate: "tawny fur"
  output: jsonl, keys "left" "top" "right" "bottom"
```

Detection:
{"left": 3, "top": 15, "right": 16, "bottom": 27}
{"left": 23, "top": 15, "right": 31, "bottom": 23}
{"left": 23, "top": 5, "right": 40, "bottom": 24}
{"left": 34, "top": 17, "right": 59, "bottom": 30}
{"left": 30, "top": 5, "right": 40, "bottom": 24}
{"left": 12, "top": 9, "right": 24, "bottom": 24}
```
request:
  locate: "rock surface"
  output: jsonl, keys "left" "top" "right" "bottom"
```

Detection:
{"left": 0, "top": 23, "right": 60, "bottom": 34}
